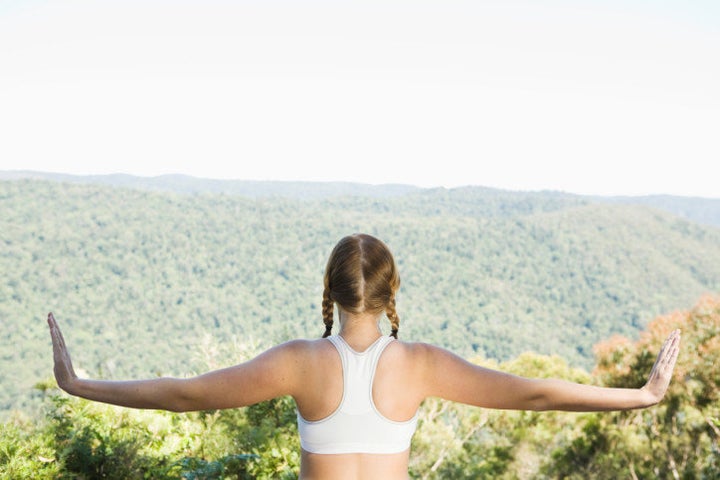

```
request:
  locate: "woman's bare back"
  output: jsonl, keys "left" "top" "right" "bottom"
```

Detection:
{"left": 292, "top": 336, "right": 426, "bottom": 479}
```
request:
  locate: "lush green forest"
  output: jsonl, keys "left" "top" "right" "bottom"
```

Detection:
{"left": 1, "top": 178, "right": 719, "bottom": 416}
{"left": 1, "top": 177, "right": 719, "bottom": 477}
{"left": 2, "top": 295, "right": 718, "bottom": 478}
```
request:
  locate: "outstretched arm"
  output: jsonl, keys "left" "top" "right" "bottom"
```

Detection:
{"left": 422, "top": 329, "right": 681, "bottom": 411}
{"left": 48, "top": 313, "right": 302, "bottom": 412}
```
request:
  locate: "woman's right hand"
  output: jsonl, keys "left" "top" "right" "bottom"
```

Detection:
{"left": 48, "top": 312, "right": 78, "bottom": 393}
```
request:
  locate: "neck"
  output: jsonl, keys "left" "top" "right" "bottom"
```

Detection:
{"left": 337, "top": 310, "right": 384, "bottom": 349}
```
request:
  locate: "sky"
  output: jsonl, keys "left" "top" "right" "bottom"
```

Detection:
{"left": 1, "top": 0, "right": 718, "bottom": 197}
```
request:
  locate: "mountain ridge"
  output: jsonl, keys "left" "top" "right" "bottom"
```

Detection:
{"left": 1, "top": 176, "right": 718, "bottom": 413}
{"left": 3, "top": 170, "right": 718, "bottom": 226}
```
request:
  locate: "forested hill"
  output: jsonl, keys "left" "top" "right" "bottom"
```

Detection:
{"left": 2, "top": 170, "right": 720, "bottom": 226}
{"left": 1, "top": 178, "right": 720, "bottom": 413}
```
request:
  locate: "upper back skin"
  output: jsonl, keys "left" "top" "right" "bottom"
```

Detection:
{"left": 291, "top": 336, "right": 428, "bottom": 480}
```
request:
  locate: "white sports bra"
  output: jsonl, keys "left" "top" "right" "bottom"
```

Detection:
{"left": 297, "top": 335, "right": 419, "bottom": 454}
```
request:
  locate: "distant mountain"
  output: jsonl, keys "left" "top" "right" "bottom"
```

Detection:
{"left": 595, "top": 194, "right": 720, "bottom": 228}
{"left": 2, "top": 170, "right": 718, "bottom": 226}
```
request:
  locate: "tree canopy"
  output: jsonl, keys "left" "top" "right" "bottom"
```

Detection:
{"left": 1, "top": 178, "right": 719, "bottom": 414}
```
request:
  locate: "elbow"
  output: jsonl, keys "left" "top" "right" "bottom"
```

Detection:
{"left": 166, "top": 390, "right": 202, "bottom": 413}
{"left": 525, "top": 394, "right": 552, "bottom": 412}
{"left": 167, "top": 403, "right": 192, "bottom": 413}
{"left": 517, "top": 379, "right": 551, "bottom": 411}
{"left": 163, "top": 397, "right": 199, "bottom": 413}
{"left": 164, "top": 398, "right": 191, "bottom": 412}
{"left": 521, "top": 379, "right": 565, "bottom": 411}
{"left": 168, "top": 391, "right": 211, "bottom": 412}
{"left": 158, "top": 378, "right": 201, "bottom": 413}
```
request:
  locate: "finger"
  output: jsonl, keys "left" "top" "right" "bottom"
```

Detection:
{"left": 49, "top": 314, "right": 68, "bottom": 352}
{"left": 658, "top": 330, "right": 679, "bottom": 359}
{"left": 658, "top": 330, "right": 676, "bottom": 356}
{"left": 666, "top": 338, "right": 680, "bottom": 366}
{"left": 665, "top": 331, "right": 680, "bottom": 356}
{"left": 648, "top": 331, "right": 678, "bottom": 381}
{"left": 48, "top": 313, "right": 58, "bottom": 339}
{"left": 648, "top": 339, "right": 668, "bottom": 373}
{"left": 660, "top": 334, "right": 680, "bottom": 371}
{"left": 48, "top": 313, "right": 61, "bottom": 340}
{"left": 49, "top": 320, "right": 61, "bottom": 350}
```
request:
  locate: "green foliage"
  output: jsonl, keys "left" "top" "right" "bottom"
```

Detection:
{"left": 176, "top": 454, "right": 258, "bottom": 480}
{"left": 0, "top": 412, "right": 58, "bottom": 479}
{"left": 234, "top": 397, "right": 300, "bottom": 479}
{"left": 546, "top": 295, "right": 720, "bottom": 479}
{"left": 2, "top": 179, "right": 720, "bottom": 414}
{"left": 1, "top": 178, "right": 720, "bottom": 478}
{"left": 0, "top": 392, "right": 297, "bottom": 479}
{"left": 1, "top": 297, "right": 719, "bottom": 478}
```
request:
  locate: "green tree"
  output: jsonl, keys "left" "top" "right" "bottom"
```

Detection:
{"left": 546, "top": 295, "right": 720, "bottom": 479}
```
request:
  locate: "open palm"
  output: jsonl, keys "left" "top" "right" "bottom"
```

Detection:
{"left": 47, "top": 312, "right": 77, "bottom": 391}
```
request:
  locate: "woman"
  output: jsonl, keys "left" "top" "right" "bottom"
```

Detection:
{"left": 48, "top": 233, "right": 681, "bottom": 480}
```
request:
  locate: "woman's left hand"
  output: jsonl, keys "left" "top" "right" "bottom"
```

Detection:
{"left": 641, "top": 329, "right": 681, "bottom": 404}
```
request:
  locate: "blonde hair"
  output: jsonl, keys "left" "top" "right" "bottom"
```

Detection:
{"left": 322, "top": 234, "right": 401, "bottom": 338}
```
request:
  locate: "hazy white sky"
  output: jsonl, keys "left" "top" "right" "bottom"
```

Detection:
{"left": 1, "top": 0, "right": 718, "bottom": 197}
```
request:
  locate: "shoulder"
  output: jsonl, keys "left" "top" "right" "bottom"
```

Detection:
{"left": 383, "top": 340, "right": 449, "bottom": 373}
{"left": 388, "top": 339, "right": 448, "bottom": 360}
{"left": 385, "top": 341, "right": 492, "bottom": 399}
{"left": 377, "top": 340, "right": 468, "bottom": 402}
{"left": 262, "top": 338, "right": 336, "bottom": 370}
{"left": 265, "top": 337, "right": 330, "bottom": 353}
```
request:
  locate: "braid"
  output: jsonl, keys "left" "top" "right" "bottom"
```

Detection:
{"left": 322, "top": 287, "right": 334, "bottom": 338}
{"left": 323, "top": 234, "right": 401, "bottom": 339}
{"left": 387, "top": 294, "right": 400, "bottom": 339}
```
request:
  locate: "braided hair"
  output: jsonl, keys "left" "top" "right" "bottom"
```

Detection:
{"left": 321, "top": 234, "right": 401, "bottom": 338}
